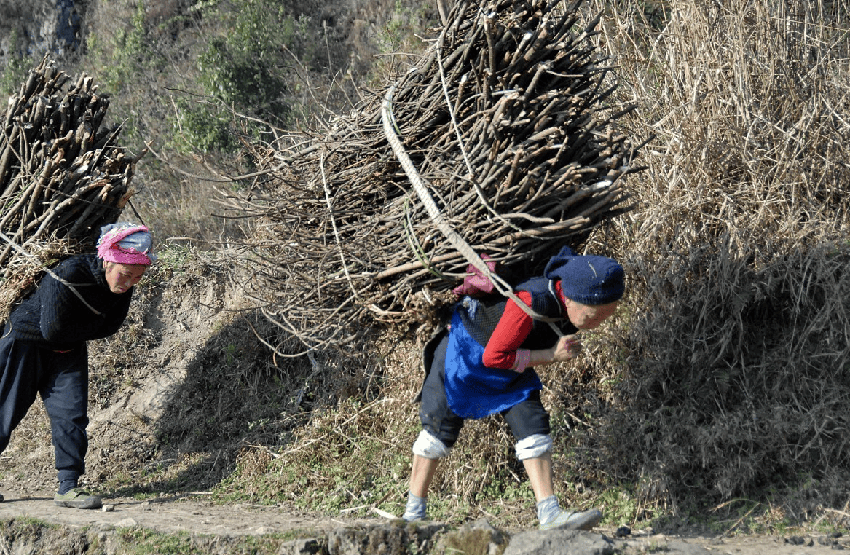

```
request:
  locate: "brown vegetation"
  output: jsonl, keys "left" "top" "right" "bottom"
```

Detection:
{"left": 223, "top": 0, "right": 850, "bottom": 529}
{"left": 578, "top": 0, "right": 850, "bottom": 516}
{"left": 235, "top": 0, "right": 641, "bottom": 356}
{"left": 3, "top": 0, "right": 850, "bottom": 537}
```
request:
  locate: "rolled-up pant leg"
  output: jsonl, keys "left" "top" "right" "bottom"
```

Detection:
{"left": 40, "top": 346, "right": 89, "bottom": 483}
{"left": 503, "top": 390, "right": 553, "bottom": 460}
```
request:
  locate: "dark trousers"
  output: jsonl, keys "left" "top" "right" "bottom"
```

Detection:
{"left": 419, "top": 334, "right": 550, "bottom": 448}
{"left": 0, "top": 332, "right": 89, "bottom": 484}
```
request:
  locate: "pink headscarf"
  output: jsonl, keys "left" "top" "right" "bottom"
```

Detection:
{"left": 96, "top": 223, "right": 157, "bottom": 265}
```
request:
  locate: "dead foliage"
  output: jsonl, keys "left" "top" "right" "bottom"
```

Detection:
{"left": 232, "top": 0, "right": 642, "bottom": 355}
{"left": 203, "top": 0, "right": 850, "bottom": 530}
{"left": 574, "top": 0, "right": 850, "bottom": 518}
{"left": 0, "top": 56, "right": 137, "bottom": 320}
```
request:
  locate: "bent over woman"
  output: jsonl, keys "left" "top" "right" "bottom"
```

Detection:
{"left": 0, "top": 223, "right": 156, "bottom": 509}
{"left": 402, "top": 246, "right": 624, "bottom": 530}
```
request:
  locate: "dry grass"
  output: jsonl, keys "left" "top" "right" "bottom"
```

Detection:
{"left": 572, "top": 0, "right": 850, "bottom": 518}
{"left": 70, "top": 0, "right": 849, "bottom": 533}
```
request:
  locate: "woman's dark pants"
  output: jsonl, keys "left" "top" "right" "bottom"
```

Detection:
{"left": 0, "top": 335, "right": 89, "bottom": 484}
{"left": 418, "top": 334, "right": 550, "bottom": 449}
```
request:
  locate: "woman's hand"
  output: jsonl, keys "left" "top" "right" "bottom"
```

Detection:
{"left": 523, "top": 334, "right": 582, "bottom": 369}
{"left": 551, "top": 334, "right": 582, "bottom": 362}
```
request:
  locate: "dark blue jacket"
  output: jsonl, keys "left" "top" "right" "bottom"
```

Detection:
{"left": 7, "top": 254, "right": 133, "bottom": 349}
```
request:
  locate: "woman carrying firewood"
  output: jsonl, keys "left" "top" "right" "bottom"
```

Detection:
{"left": 402, "top": 246, "right": 624, "bottom": 530}
{"left": 0, "top": 222, "right": 156, "bottom": 509}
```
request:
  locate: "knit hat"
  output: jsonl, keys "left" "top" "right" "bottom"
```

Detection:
{"left": 96, "top": 222, "right": 157, "bottom": 265}
{"left": 544, "top": 246, "right": 624, "bottom": 305}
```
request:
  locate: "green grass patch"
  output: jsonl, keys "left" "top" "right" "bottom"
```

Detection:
{"left": 115, "top": 527, "right": 298, "bottom": 555}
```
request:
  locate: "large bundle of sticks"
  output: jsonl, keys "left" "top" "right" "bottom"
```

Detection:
{"left": 239, "top": 0, "right": 641, "bottom": 354}
{"left": 0, "top": 57, "right": 136, "bottom": 320}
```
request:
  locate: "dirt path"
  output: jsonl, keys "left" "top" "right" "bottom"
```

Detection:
{"left": 0, "top": 490, "right": 381, "bottom": 536}
{"left": 1, "top": 490, "right": 847, "bottom": 555}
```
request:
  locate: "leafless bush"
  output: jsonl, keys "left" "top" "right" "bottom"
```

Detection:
{"left": 576, "top": 0, "right": 850, "bottom": 515}
{"left": 281, "top": 0, "right": 850, "bottom": 523}
{"left": 226, "top": 0, "right": 850, "bottom": 527}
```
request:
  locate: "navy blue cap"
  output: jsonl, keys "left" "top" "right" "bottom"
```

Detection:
{"left": 544, "top": 246, "right": 624, "bottom": 305}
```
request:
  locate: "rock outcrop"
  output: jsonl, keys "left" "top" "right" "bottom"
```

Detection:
{"left": 0, "top": 0, "right": 84, "bottom": 68}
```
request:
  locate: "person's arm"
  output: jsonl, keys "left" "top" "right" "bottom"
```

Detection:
{"left": 483, "top": 291, "right": 581, "bottom": 372}
{"left": 522, "top": 335, "right": 581, "bottom": 366}
{"left": 482, "top": 291, "right": 538, "bottom": 370}
{"left": 38, "top": 259, "right": 132, "bottom": 343}
{"left": 87, "top": 292, "right": 132, "bottom": 340}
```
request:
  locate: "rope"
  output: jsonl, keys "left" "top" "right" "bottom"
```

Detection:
{"left": 380, "top": 84, "right": 563, "bottom": 336}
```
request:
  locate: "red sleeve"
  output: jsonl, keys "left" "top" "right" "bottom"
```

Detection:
{"left": 482, "top": 291, "right": 534, "bottom": 369}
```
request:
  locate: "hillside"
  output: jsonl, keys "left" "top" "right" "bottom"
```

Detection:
{"left": 2, "top": 0, "right": 850, "bottom": 553}
{"left": 0, "top": 248, "right": 847, "bottom": 554}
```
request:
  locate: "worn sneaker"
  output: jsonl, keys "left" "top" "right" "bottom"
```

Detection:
{"left": 539, "top": 508, "right": 603, "bottom": 531}
{"left": 402, "top": 492, "right": 428, "bottom": 521}
{"left": 402, "top": 510, "right": 429, "bottom": 522}
{"left": 54, "top": 487, "right": 102, "bottom": 509}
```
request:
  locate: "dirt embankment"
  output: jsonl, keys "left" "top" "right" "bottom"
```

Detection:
{"left": 0, "top": 256, "right": 846, "bottom": 553}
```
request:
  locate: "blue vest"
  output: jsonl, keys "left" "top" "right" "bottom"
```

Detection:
{"left": 444, "top": 277, "right": 577, "bottom": 419}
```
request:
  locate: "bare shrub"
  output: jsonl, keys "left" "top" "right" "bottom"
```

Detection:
{"left": 222, "top": 0, "right": 643, "bottom": 527}
{"left": 576, "top": 0, "right": 850, "bottom": 516}
{"left": 211, "top": 0, "right": 850, "bottom": 529}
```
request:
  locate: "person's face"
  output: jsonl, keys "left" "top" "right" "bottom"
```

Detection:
{"left": 563, "top": 298, "right": 619, "bottom": 330}
{"left": 104, "top": 262, "right": 148, "bottom": 294}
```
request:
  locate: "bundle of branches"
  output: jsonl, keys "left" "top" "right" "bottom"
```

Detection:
{"left": 0, "top": 57, "right": 136, "bottom": 320}
{"left": 239, "top": 0, "right": 641, "bottom": 354}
